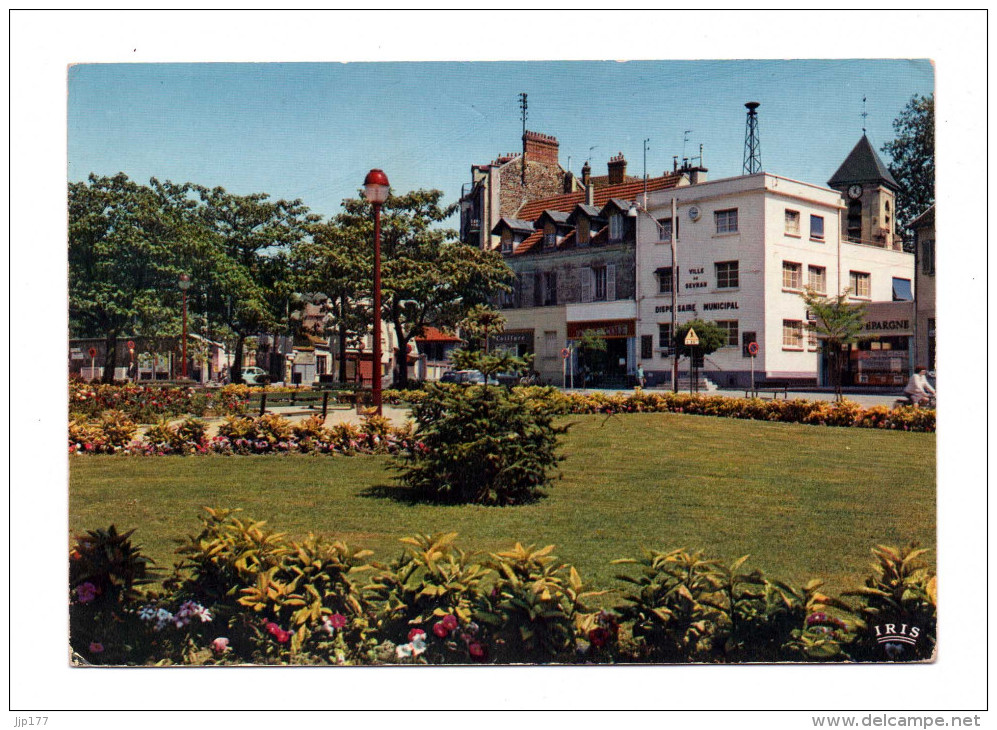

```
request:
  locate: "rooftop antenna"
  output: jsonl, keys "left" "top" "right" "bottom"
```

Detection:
{"left": 519, "top": 92, "right": 528, "bottom": 183}
{"left": 682, "top": 130, "right": 693, "bottom": 160}
{"left": 587, "top": 145, "right": 597, "bottom": 164}
{"left": 743, "top": 102, "right": 761, "bottom": 175}
{"left": 861, "top": 95, "right": 868, "bottom": 135}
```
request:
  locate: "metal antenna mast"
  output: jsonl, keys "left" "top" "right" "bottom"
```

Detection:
{"left": 861, "top": 95, "right": 868, "bottom": 135}
{"left": 643, "top": 138, "right": 650, "bottom": 203}
{"left": 519, "top": 92, "right": 528, "bottom": 183}
{"left": 682, "top": 130, "right": 692, "bottom": 160}
{"left": 743, "top": 102, "right": 761, "bottom": 174}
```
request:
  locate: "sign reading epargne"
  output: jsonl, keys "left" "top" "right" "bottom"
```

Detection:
{"left": 567, "top": 319, "right": 635, "bottom": 339}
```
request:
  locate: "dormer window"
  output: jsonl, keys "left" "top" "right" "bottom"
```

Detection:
{"left": 543, "top": 232, "right": 556, "bottom": 250}
{"left": 501, "top": 231, "right": 514, "bottom": 254}
{"left": 608, "top": 213, "right": 623, "bottom": 242}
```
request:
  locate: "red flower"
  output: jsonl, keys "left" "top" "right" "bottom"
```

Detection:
{"left": 588, "top": 627, "right": 611, "bottom": 648}
{"left": 441, "top": 614, "right": 459, "bottom": 632}
{"left": 468, "top": 642, "right": 488, "bottom": 661}
{"left": 432, "top": 621, "right": 450, "bottom": 638}
{"left": 408, "top": 628, "right": 426, "bottom": 642}
{"left": 329, "top": 613, "right": 347, "bottom": 629}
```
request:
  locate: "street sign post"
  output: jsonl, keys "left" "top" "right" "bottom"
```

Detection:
{"left": 683, "top": 329, "right": 699, "bottom": 394}
{"left": 88, "top": 346, "right": 97, "bottom": 380}
{"left": 747, "top": 341, "right": 759, "bottom": 395}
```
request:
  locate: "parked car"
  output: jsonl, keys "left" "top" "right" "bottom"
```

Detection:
{"left": 240, "top": 366, "right": 271, "bottom": 386}
{"left": 439, "top": 370, "right": 499, "bottom": 386}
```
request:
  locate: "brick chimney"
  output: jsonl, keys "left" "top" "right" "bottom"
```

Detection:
{"left": 585, "top": 183, "right": 595, "bottom": 206}
{"left": 608, "top": 153, "right": 627, "bottom": 184}
{"left": 522, "top": 131, "right": 560, "bottom": 167}
{"left": 581, "top": 160, "right": 591, "bottom": 186}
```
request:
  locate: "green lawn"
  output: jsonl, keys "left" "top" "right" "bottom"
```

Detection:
{"left": 69, "top": 413, "right": 935, "bottom": 597}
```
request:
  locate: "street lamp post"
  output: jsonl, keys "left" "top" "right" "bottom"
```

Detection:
{"left": 363, "top": 169, "right": 390, "bottom": 416}
{"left": 179, "top": 273, "right": 191, "bottom": 380}
{"left": 629, "top": 198, "right": 680, "bottom": 393}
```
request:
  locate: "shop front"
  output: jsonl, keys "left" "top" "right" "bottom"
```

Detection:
{"left": 489, "top": 329, "right": 535, "bottom": 359}
{"left": 840, "top": 301, "right": 915, "bottom": 387}
{"left": 567, "top": 319, "right": 636, "bottom": 388}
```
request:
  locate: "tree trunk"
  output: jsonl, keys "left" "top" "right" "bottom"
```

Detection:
{"left": 101, "top": 330, "right": 119, "bottom": 383}
{"left": 231, "top": 333, "right": 245, "bottom": 384}
{"left": 392, "top": 319, "right": 409, "bottom": 389}
{"left": 337, "top": 296, "right": 348, "bottom": 383}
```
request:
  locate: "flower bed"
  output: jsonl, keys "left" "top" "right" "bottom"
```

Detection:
{"left": 384, "top": 385, "right": 935, "bottom": 433}
{"left": 70, "top": 510, "right": 936, "bottom": 665}
{"left": 69, "top": 382, "right": 250, "bottom": 422}
{"left": 70, "top": 413, "right": 422, "bottom": 457}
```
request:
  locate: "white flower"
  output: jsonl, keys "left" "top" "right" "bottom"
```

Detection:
{"left": 395, "top": 643, "right": 413, "bottom": 659}
{"left": 411, "top": 636, "right": 427, "bottom": 656}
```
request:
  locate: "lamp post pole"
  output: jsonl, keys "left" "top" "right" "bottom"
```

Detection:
{"left": 179, "top": 274, "right": 191, "bottom": 379}
{"left": 670, "top": 197, "right": 679, "bottom": 393}
{"left": 363, "top": 169, "right": 390, "bottom": 416}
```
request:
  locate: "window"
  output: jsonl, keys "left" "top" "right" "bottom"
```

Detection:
{"left": 543, "top": 330, "right": 558, "bottom": 358}
{"left": 501, "top": 231, "right": 513, "bottom": 254}
{"left": 892, "top": 277, "right": 913, "bottom": 302}
{"left": 741, "top": 331, "right": 757, "bottom": 358}
{"left": 807, "top": 328, "right": 818, "bottom": 350}
{"left": 593, "top": 266, "right": 608, "bottom": 301}
{"left": 608, "top": 214, "right": 624, "bottom": 242}
{"left": 782, "top": 261, "right": 803, "bottom": 290}
{"left": 715, "top": 261, "right": 739, "bottom": 289}
{"left": 657, "top": 218, "right": 674, "bottom": 242}
{"left": 543, "top": 271, "right": 558, "bottom": 306}
{"left": 657, "top": 268, "right": 674, "bottom": 294}
{"left": 782, "top": 320, "right": 804, "bottom": 349}
{"left": 316, "top": 355, "right": 327, "bottom": 375}
{"left": 847, "top": 201, "right": 862, "bottom": 242}
{"left": 715, "top": 320, "right": 739, "bottom": 347}
{"left": 921, "top": 238, "right": 935, "bottom": 275}
{"left": 810, "top": 215, "right": 825, "bottom": 240}
{"left": 808, "top": 265, "right": 826, "bottom": 294}
{"left": 849, "top": 270, "right": 871, "bottom": 299}
{"left": 658, "top": 323, "right": 673, "bottom": 352}
{"left": 715, "top": 208, "right": 738, "bottom": 234}
{"left": 543, "top": 232, "right": 556, "bottom": 250}
{"left": 640, "top": 335, "right": 654, "bottom": 360}
{"left": 785, "top": 209, "right": 800, "bottom": 235}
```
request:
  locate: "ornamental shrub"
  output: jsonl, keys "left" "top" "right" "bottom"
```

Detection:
{"left": 395, "top": 382, "right": 567, "bottom": 505}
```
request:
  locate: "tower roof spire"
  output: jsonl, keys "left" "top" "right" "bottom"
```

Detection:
{"left": 828, "top": 135, "right": 899, "bottom": 191}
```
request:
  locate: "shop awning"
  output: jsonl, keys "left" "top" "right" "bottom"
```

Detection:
{"left": 892, "top": 278, "right": 913, "bottom": 301}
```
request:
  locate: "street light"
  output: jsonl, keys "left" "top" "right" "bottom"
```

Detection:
{"left": 179, "top": 273, "right": 191, "bottom": 380}
{"left": 363, "top": 168, "right": 390, "bottom": 415}
{"left": 629, "top": 198, "right": 680, "bottom": 393}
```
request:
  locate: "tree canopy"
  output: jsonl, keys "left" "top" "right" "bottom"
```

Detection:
{"left": 801, "top": 287, "right": 867, "bottom": 400}
{"left": 881, "top": 94, "right": 934, "bottom": 245}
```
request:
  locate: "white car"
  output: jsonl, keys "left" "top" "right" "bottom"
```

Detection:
{"left": 241, "top": 366, "right": 271, "bottom": 386}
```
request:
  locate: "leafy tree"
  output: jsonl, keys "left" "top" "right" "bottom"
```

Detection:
{"left": 69, "top": 174, "right": 207, "bottom": 382}
{"left": 881, "top": 94, "right": 934, "bottom": 247}
{"left": 674, "top": 319, "right": 729, "bottom": 357}
{"left": 195, "top": 187, "right": 318, "bottom": 383}
{"left": 801, "top": 288, "right": 867, "bottom": 401}
{"left": 335, "top": 189, "right": 514, "bottom": 388}
{"left": 291, "top": 220, "right": 371, "bottom": 383}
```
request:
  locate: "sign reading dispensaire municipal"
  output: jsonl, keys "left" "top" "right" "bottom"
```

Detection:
{"left": 684, "top": 328, "right": 700, "bottom": 346}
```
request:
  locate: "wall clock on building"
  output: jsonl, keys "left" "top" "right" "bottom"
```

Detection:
{"left": 847, "top": 184, "right": 863, "bottom": 200}
{"left": 687, "top": 205, "right": 701, "bottom": 221}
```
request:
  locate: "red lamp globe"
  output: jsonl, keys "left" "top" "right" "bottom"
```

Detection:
{"left": 363, "top": 169, "right": 390, "bottom": 205}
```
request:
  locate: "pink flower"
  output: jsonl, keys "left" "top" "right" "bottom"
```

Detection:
{"left": 76, "top": 582, "right": 98, "bottom": 603}
{"left": 432, "top": 621, "right": 450, "bottom": 638}
{"left": 441, "top": 614, "right": 459, "bottom": 632}
{"left": 468, "top": 642, "right": 487, "bottom": 661}
{"left": 329, "top": 613, "right": 347, "bottom": 629}
{"left": 89, "top": 642, "right": 104, "bottom": 653}
{"left": 210, "top": 637, "right": 230, "bottom": 655}
{"left": 408, "top": 628, "right": 426, "bottom": 642}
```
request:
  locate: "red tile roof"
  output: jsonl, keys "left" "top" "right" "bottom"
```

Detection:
{"left": 513, "top": 230, "right": 542, "bottom": 255}
{"left": 515, "top": 173, "right": 684, "bottom": 222}
{"left": 415, "top": 326, "right": 462, "bottom": 343}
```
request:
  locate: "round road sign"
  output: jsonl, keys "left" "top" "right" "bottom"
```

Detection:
{"left": 560, "top": 348, "right": 570, "bottom": 359}
{"left": 88, "top": 347, "right": 97, "bottom": 358}
{"left": 747, "top": 341, "right": 759, "bottom": 356}
{"left": 127, "top": 340, "right": 135, "bottom": 349}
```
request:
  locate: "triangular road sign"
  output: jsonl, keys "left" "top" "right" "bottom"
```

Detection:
{"left": 684, "top": 328, "right": 700, "bottom": 346}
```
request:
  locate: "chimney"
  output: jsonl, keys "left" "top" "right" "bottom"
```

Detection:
{"left": 581, "top": 160, "right": 591, "bottom": 186}
{"left": 562, "top": 171, "right": 576, "bottom": 194}
{"left": 585, "top": 182, "right": 595, "bottom": 206}
{"left": 608, "top": 153, "right": 627, "bottom": 184}
{"left": 689, "top": 168, "right": 708, "bottom": 184}
{"left": 522, "top": 131, "right": 560, "bottom": 167}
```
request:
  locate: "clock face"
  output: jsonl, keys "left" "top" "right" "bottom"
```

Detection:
{"left": 687, "top": 206, "right": 701, "bottom": 221}
{"left": 847, "top": 184, "right": 863, "bottom": 200}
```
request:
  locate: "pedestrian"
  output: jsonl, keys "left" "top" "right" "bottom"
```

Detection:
{"left": 636, "top": 364, "right": 646, "bottom": 389}
{"left": 903, "top": 365, "right": 935, "bottom": 406}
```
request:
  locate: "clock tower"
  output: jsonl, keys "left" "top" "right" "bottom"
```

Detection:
{"left": 828, "top": 135, "right": 902, "bottom": 250}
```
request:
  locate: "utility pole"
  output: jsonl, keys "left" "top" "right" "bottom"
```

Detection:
{"left": 519, "top": 92, "right": 528, "bottom": 184}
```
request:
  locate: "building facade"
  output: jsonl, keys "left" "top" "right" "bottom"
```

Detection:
{"left": 487, "top": 133, "right": 916, "bottom": 389}
{"left": 911, "top": 205, "right": 935, "bottom": 372}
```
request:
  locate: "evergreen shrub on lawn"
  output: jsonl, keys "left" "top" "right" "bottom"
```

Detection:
{"left": 396, "top": 380, "right": 567, "bottom": 505}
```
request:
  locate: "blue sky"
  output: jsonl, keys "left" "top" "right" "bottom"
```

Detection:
{"left": 69, "top": 59, "right": 933, "bottom": 222}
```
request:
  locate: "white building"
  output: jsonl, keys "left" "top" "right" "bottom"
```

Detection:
{"left": 635, "top": 165, "right": 915, "bottom": 388}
